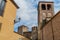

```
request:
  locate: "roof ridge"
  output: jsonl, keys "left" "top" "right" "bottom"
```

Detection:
{"left": 14, "top": 31, "right": 31, "bottom": 40}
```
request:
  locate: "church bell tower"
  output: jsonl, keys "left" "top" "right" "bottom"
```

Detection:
{"left": 38, "top": 1, "right": 54, "bottom": 28}
{"left": 38, "top": 1, "right": 54, "bottom": 40}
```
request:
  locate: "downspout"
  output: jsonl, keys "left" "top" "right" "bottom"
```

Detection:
{"left": 51, "top": 20, "right": 54, "bottom": 40}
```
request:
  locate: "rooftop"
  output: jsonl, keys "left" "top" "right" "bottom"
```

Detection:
{"left": 18, "top": 25, "right": 28, "bottom": 28}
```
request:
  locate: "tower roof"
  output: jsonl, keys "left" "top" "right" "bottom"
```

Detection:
{"left": 39, "top": 1, "right": 54, "bottom": 3}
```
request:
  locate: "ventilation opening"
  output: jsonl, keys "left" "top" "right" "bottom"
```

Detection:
{"left": 41, "top": 4, "right": 46, "bottom": 10}
{"left": 47, "top": 4, "right": 51, "bottom": 10}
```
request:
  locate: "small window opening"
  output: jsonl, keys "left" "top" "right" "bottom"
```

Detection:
{"left": 47, "top": 4, "right": 51, "bottom": 10}
{"left": 41, "top": 4, "right": 46, "bottom": 10}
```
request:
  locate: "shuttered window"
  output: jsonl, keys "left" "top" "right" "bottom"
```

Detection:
{"left": 0, "top": 0, "right": 6, "bottom": 16}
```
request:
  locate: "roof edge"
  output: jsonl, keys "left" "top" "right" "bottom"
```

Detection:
{"left": 14, "top": 31, "right": 31, "bottom": 40}
{"left": 39, "top": 1, "right": 54, "bottom": 3}
{"left": 10, "top": 0, "right": 19, "bottom": 9}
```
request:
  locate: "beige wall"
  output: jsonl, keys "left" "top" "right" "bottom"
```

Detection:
{"left": 0, "top": 0, "right": 30, "bottom": 40}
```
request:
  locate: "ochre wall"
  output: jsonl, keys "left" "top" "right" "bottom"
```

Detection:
{"left": 0, "top": 0, "right": 30, "bottom": 40}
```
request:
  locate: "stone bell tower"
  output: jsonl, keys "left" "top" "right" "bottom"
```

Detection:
{"left": 38, "top": 1, "right": 54, "bottom": 40}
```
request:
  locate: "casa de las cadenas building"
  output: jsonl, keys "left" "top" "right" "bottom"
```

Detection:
{"left": 0, "top": 0, "right": 30, "bottom": 40}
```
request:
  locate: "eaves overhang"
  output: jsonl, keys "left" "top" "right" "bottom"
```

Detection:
{"left": 10, "top": 0, "right": 19, "bottom": 9}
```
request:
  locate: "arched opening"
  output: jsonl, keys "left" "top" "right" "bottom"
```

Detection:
{"left": 47, "top": 4, "right": 51, "bottom": 10}
{"left": 41, "top": 4, "right": 46, "bottom": 10}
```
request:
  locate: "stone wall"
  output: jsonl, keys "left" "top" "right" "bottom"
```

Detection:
{"left": 41, "top": 11, "right": 60, "bottom": 40}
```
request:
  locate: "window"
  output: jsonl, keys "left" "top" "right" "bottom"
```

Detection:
{"left": 0, "top": 0, "right": 6, "bottom": 16}
{"left": 47, "top": 4, "right": 51, "bottom": 10}
{"left": 41, "top": 4, "right": 46, "bottom": 10}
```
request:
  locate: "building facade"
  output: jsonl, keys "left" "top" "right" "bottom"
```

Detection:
{"left": 18, "top": 25, "right": 28, "bottom": 35}
{"left": 41, "top": 11, "right": 60, "bottom": 40}
{"left": 23, "top": 31, "right": 32, "bottom": 39}
{"left": 38, "top": 1, "right": 60, "bottom": 40}
{"left": 32, "top": 26, "right": 38, "bottom": 40}
{"left": 17, "top": 25, "right": 38, "bottom": 40}
{"left": 38, "top": 1, "right": 54, "bottom": 40}
{"left": 0, "top": 0, "right": 30, "bottom": 40}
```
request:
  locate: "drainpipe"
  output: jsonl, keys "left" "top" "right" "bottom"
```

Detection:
{"left": 51, "top": 20, "right": 54, "bottom": 40}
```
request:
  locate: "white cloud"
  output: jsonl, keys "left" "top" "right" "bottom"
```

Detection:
{"left": 54, "top": 0, "right": 60, "bottom": 13}
{"left": 14, "top": 0, "right": 60, "bottom": 31}
{"left": 15, "top": 0, "right": 38, "bottom": 21}
{"left": 15, "top": 0, "right": 31, "bottom": 21}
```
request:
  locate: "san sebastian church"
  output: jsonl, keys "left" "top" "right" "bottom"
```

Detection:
{"left": 0, "top": 0, "right": 60, "bottom": 40}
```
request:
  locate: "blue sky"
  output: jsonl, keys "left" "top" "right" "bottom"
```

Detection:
{"left": 14, "top": 0, "right": 60, "bottom": 32}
